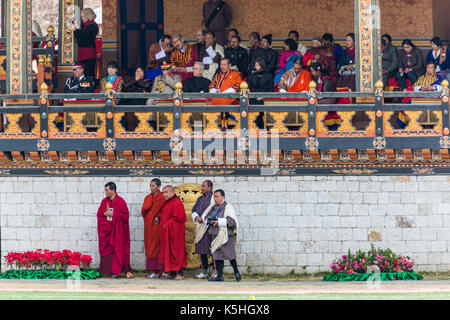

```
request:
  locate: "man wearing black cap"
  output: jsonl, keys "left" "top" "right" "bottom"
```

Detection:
{"left": 64, "top": 62, "right": 95, "bottom": 94}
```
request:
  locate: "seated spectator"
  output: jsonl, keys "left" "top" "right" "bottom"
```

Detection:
{"left": 310, "top": 62, "right": 339, "bottom": 131}
{"left": 64, "top": 62, "right": 95, "bottom": 93}
{"left": 322, "top": 33, "right": 344, "bottom": 65}
{"left": 183, "top": 62, "right": 211, "bottom": 93}
{"left": 414, "top": 62, "right": 444, "bottom": 92}
{"left": 147, "top": 34, "right": 173, "bottom": 81}
{"left": 225, "top": 28, "right": 248, "bottom": 51}
{"left": 338, "top": 33, "right": 355, "bottom": 73}
{"left": 148, "top": 61, "right": 181, "bottom": 105}
{"left": 274, "top": 38, "right": 302, "bottom": 85}
{"left": 248, "top": 58, "right": 274, "bottom": 102}
{"left": 209, "top": 58, "right": 242, "bottom": 130}
{"left": 119, "top": 66, "right": 152, "bottom": 131}
{"left": 100, "top": 60, "right": 124, "bottom": 93}
{"left": 248, "top": 58, "right": 274, "bottom": 128}
{"left": 248, "top": 32, "right": 261, "bottom": 66}
{"left": 427, "top": 37, "right": 449, "bottom": 81}
{"left": 193, "top": 29, "right": 207, "bottom": 59}
{"left": 302, "top": 36, "right": 322, "bottom": 68}
{"left": 198, "top": 31, "right": 225, "bottom": 80}
{"left": 336, "top": 33, "right": 356, "bottom": 91}
{"left": 278, "top": 57, "right": 312, "bottom": 93}
{"left": 224, "top": 35, "right": 249, "bottom": 78}
{"left": 249, "top": 34, "right": 278, "bottom": 75}
{"left": 310, "top": 62, "right": 337, "bottom": 104}
{"left": 119, "top": 66, "right": 152, "bottom": 105}
{"left": 320, "top": 34, "right": 339, "bottom": 77}
{"left": 395, "top": 39, "right": 425, "bottom": 90}
{"left": 288, "top": 30, "right": 307, "bottom": 56}
{"left": 170, "top": 34, "right": 198, "bottom": 82}
{"left": 381, "top": 36, "right": 398, "bottom": 87}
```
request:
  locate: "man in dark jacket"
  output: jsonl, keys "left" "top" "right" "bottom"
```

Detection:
{"left": 64, "top": 62, "right": 95, "bottom": 93}
{"left": 381, "top": 38, "right": 398, "bottom": 87}
{"left": 224, "top": 35, "right": 249, "bottom": 78}
{"left": 183, "top": 62, "right": 211, "bottom": 93}
{"left": 249, "top": 34, "right": 278, "bottom": 75}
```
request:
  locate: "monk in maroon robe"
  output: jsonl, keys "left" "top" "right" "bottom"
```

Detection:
{"left": 159, "top": 185, "right": 187, "bottom": 279}
{"left": 97, "top": 182, "right": 133, "bottom": 278}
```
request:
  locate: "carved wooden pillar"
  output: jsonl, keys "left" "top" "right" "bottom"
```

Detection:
{"left": 6, "top": 0, "right": 33, "bottom": 95}
{"left": 58, "top": 0, "right": 80, "bottom": 76}
{"left": 355, "top": 0, "right": 382, "bottom": 93}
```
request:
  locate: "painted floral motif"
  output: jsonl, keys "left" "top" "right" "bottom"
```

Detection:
{"left": 440, "top": 136, "right": 450, "bottom": 149}
{"left": 332, "top": 169, "right": 377, "bottom": 174}
{"left": 130, "top": 169, "right": 153, "bottom": 176}
{"left": 305, "top": 137, "right": 318, "bottom": 151}
{"left": 44, "top": 170, "right": 89, "bottom": 175}
{"left": 373, "top": 137, "right": 386, "bottom": 149}
{"left": 412, "top": 168, "right": 435, "bottom": 175}
{"left": 103, "top": 138, "right": 116, "bottom": 151}
{"left": 37, "top": 139, "right": 49, "bottom": 151}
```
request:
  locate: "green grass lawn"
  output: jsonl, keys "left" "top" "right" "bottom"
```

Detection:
{"left": 1, "top": 291, "right": 449, "bottom": 300}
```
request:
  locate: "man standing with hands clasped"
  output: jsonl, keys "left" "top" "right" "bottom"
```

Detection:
{"left": 97, "top": 182, "right": 133, "bottom": 279}
{"left": 204, "top": 189, "right": 241, "bottom": 282}
{"left": 141, "top": 178, "right": 166, "bottom": 279}
{"left": 192, "top": 180, "right": 215, "bottom": 279}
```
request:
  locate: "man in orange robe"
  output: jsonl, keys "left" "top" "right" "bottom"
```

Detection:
{"left": 141, "top": 178, "right": 166, "bottom": 279}
{"left": 278, "top": 57, "right": 312, "bottom": 92}
{"left": 159, "top": 185, "right": 188, "bottom": 280}
{"left": 209, "top": 58, "right": 242, "bottom": 130}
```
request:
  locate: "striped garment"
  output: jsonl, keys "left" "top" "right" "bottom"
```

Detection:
{"left": 414, "top": 74, "right": 439, "bottom": 87}
{"left": 209, "top": 70, "right": 240, "bottom": 92}
{"left": 170, "top": 44, "right": 195, "bottom": 68}
{"left": 193, "top": 192, "right": 213, "bottom": 255}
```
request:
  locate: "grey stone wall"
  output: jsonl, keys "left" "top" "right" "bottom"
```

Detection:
{"left": 1, "top": 176, "right": 449, "bottom": 273}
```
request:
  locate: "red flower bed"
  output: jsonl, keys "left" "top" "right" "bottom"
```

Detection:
{"left": 4, "top": 249, "right": 93, "bottom": 271}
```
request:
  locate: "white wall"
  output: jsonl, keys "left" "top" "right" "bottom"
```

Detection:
{"left": 1, "top": 175, "right": 450, "bottom": 274}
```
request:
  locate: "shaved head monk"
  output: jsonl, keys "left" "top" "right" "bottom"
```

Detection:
{"left": 141, "top": 178, "right": 166, "bottom": 278}
{"left": 158, "top": 185, "right": 188, "bottom": 279}
{"left": 97, "top": 182, "right": 133, "bottom": 279}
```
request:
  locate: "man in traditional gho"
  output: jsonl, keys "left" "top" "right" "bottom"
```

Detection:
{"left": 278, "top": 57, "right": 312, "bottom": 93}
{"left": 170, "top": 34, "right": 199, "bottom": 82}
{"left": 99, "top": 60, "right": 124, "bottom": 93}
{"left": 198, "top": 31, "right": 225, "bottom": 80}
{"left": 158, "top": 185, "right": 188, "bottom": 280}
{"left": 209, "top": 58, "right": 242, "bottom": 130}
{"left": 414, "top": 62, "right": 444, "bottom": 92}
{"left": 204, "top": 190, "right": 241, "bottom": 282}
{"left": 209, "top": 57, "right": 242, "bottom": 104}
{"left": 202, "top": 0, "right": 232, "bottom": 46}
{"left": 141, "top": 178, "right": 166, "bottom": 279}
{"left": 183, "top": 62, "right": 211, "bottom": 93}
{"left": 147, "top": 34, "right": 173, "bottom": 81}
{"left": 192, "top": 180, "right": 215, "bottom": 279}
{"left": 224, "top": 35, "right": 249, "bottom": 78}
{"left": 97, "top": 182, "right": 133, "bottom": 279}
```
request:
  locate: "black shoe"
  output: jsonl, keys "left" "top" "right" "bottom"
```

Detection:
{"left": 208, "top": 277, "right": 224, "bottom": 282}
{"left": 235, "top": 272, "right": 241, "bottom": 281}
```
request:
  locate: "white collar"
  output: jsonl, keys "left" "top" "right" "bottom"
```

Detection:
{"left": 432, "top": 49, "right": 440, "bottom": 60}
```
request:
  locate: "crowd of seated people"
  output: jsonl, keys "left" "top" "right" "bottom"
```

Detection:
{"left": 57, "top": 29, "right": 448, "bottom": 133}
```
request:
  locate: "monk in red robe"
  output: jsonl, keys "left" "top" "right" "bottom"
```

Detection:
{"left": 141, "top": 178, "right": 166, "bottom": 278}
{"left": 159, "top": 185, "right": 187, "bottom": 279}
{"left": 97, "top": 182, "right": 133, "bottom": 278}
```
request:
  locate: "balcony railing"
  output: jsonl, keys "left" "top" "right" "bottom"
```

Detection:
{"left": 0, "top": 79, "right": 448, "bottom": 156}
